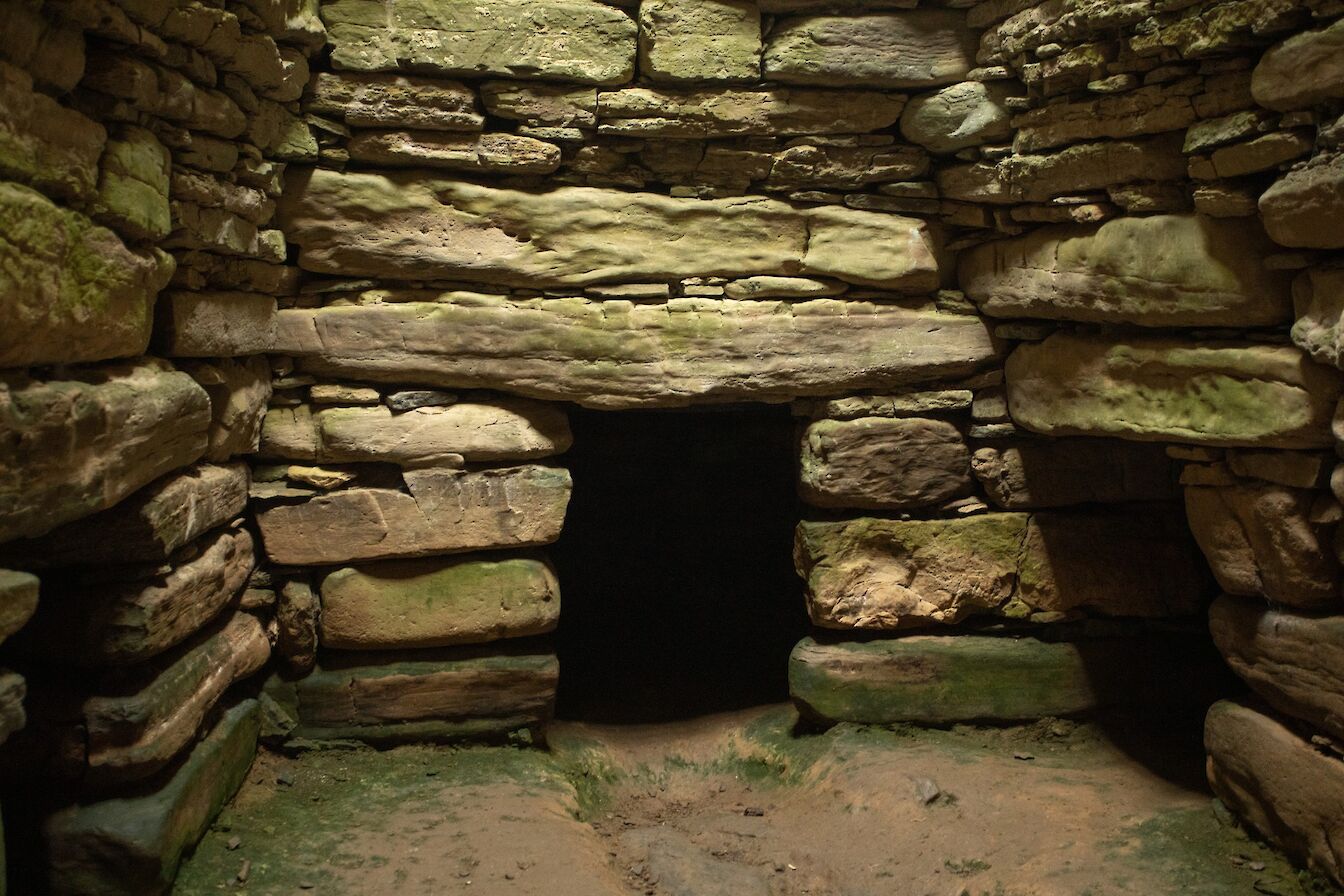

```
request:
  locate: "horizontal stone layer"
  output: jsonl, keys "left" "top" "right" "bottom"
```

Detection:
{"left": 971, "top": 439, "right": 1177, "bottom": 510}
{"left": 595, "top": 86, "right": 904, "bottom": 137}
{"left": 347, "top": 131, "right": 562, "bottom": 174}
{"left": 1205, "top": 700, "right": 1344, "bottom": 887}
{"left": 260, "top": 400, "right": 572, "bottom": 466}
{"left": 763, "top": 10, "right": 975, "bottom": 88}
{"left": 306, "top": 72, "right": 483, "bottom": 131}
{"left": 960, "top": 215, "right": 1292, "bottom": 327}
{"left": 795, "top": 506, "right": 1207, "bottom": 629}
{"left": 267, "top": 647, "right": 558, "bottom": 744}
{"left": 321, "top": 0, "right": 636, "bottom": 85}
{"left": 0, "top": 181, "right": 173, "bottom": 368}
{"left": 320, "top": 555, "right": 560, "bottom": 650}
{"left": 1210, "top": 595, "right": 1344, "bottom": 741}
{"left": 278, "top": 169, "right": 939, "bottom": 291}
{"left": 274, "top": 298, "right": 997, "bottom": 409}
{"left": 19, "top": 527, "right": 254, "bottom": 666}
{"left": 45, "top": 698, "right": 259, "bottom": 896}
{"left": 1005, "top": 333, "right": 1342, "bottom": 449}
{"left": 0, "top": 463, "right": 248, "bottom": 568}
{"left": 255, "top": 465, "right": 572, "bottom": 565}
{"left": 153, "top": 291, "right": 277, "bottom": 358}
{"left": 0, "top": 360, "right": 210, "bottom": 542}
{"left": 798, "top": 417, "right": 972, "bottom": 511}
{"left": 790, "top": 634, "right": 1199, "bottom": 726}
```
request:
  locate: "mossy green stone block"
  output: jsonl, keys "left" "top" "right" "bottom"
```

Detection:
{"left": 45, "top": 699, "right": 260, "bottom": 896}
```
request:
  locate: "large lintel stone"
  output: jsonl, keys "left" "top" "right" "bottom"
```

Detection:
{"left": 763, "top": 10, "right": 975, "bottom": 88}
{"left": 273, "top": 297, "right": 996, "bottom": 409}
{"left": 277, "top": 169, "right": 939, "bottom": 291}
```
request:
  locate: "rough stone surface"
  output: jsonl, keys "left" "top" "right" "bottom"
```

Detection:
{"left": 19, "top": 527, "right": 254, "bottom": 667}
{"left": 899, "top": 80, "right": 1013, "bottom": 154}
{"left": 1292, "top": 266, "right": 1344, "bottom": 368}
{"left": 278, "top": 169, "right": 938, "bottom": 291}
{"left": 1251, "top": 18, "right": 1344, "bottom": 112}
{"left": 154, "top": 291, "right": 277, "bottom": 357}
{"left": 94, "top": 125, "right": 172, "bottom": 242}
{"left": 1005, "top": 333, "right": 1342, "bottom": 449}
{"left": 960, "top": 215, "right": 1292, "bottom": 327}
{"left": 276, "top": 579, "right": 318, "bottom": 675}
{"left": 0, "top": 60, "right": 105, "bottom": 202}
{"left": 972, "top": 439, "right": 1177, "bottom": 509}
{"left": 320, "top": 555, "right": 560, "bottom": 650}
{"left": 0, "top": 570, "right": 39, "bottom": 646}
{"left": 321, "top": 0, "right": 637, "bottom": 85}
{"left": 795, "top": 506, "right": 1206, "bottom": 629}
{"left": 346, "top": 131, "right": 562, "bottom": 174}
{"left": 0, "top": 181, "right": 173, "bottom": 368}
{"left": 1260, "top": 154, "right": 1344, "bottom": 250}
{"left": 596, "top": 86, "right": 904, "bottom": 137}
{"left": 45, "top": 699, "right": 260, "bottom": 896}
{"left": 306, "top": 72, "right": 483, "bottom": 131}
{"left": 270, "top": 648, "right": 558, "bottom": 744}
{"left": 0, "top": 360, "right": 210, "bottom": 542}
{"left": 798, "top": 417, "right": 972, "bottom": 511}
{"left": 763, "top": 11, "right": 975, "bottom": 88}
{"left": 255, "top": 466, "right": 572, "bottom": 565}
{"left": 261, "top": 400, "right": 572, "bottom": 466}
{"left": 274, "top": 298, "right": 997, "bottom": 410}
{"left": 639, "top": 0, "right": 760, "bottom": 84}
{"left": 2, "top": 463, "right": 249, "bottom": 568}
{"left": 184, "top": 357, "right": 273, "bottom": 462}
{"left": 1205, "top": 700, "right": 1344, "bottom": 887}
{"left": 1185, "top": 484, "right": 1339, "bottom": 609}
{"left": 1210, "top": 595, "right": 1344, "bottom": 742}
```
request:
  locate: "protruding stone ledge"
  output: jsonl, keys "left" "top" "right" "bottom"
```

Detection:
{"left": 0, "top": 360, "right": 211, "bottom": 542}
{"left": 306, "top": 72, "right": 484, "bottom": 132}
{"left": 1210, "top": 595, "right": 1344, "bottom": 741}
{"left": 795, "top": 506, "right": 1207, "bottom": 629}
{"left": 44, "top": 698, "right": 260, "bottom": 896}
{"left": 320, "top": 0, "right": 637, "bottom": 86}
{"left": 0, "top": 570, "right": 39, "bottom": 645}
{"left": 960, "top": 215, "right": 1293, "bottom": 327}
{"left": 273, "top": 298, "right": 997, "bottom": 409}
{"left": 595, "top": 86, "right": 904, "bottom": 137}
{"left": 1259, "top": 153, "right": 1344, "bottom": 250}
{"left": 277, "top": 169, "right": 939, "bottom": 291}
{"left": 1005, "top": 333, "right": 1342, "bottom": 449}
{"left": 263, "top": 647, "right": 558, "bottom": 745}
{"left": 320, "top": 555, "right": 560, "bottom": 650}
{"left": 254, "top": 465, "right": 572, "bottom": 566}
{"left": 798, "top": 417, "right": 972, "bottom": 511}
{"left": 1205, "top": 699, "right": 1344, "bottom": 887}
{"left": 260, "top": 400, "right": 572, "bottom": 466}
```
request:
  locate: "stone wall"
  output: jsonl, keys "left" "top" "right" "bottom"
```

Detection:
{"left": 1, "top": 0, "right": 1344, "bottom": 891}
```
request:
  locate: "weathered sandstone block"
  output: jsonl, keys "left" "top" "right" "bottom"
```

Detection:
{"left": 1005, "top": 333, "right": 1342, "bottom": 448}
{"left": 321, "top": 555, "right": 560, "bottom": 650}
{"left": 1251, "top": 18, "right": 1344, "bottom": 111}
{"left": 1206, "top": 700, "right": 1344, "bottom": 886}
{"left": 306, "top": 72, "right": 483, "bottom": 131}
{"left": 639, "top": 0, "right": 761, "bottom": 83}
{"left": 795, "top": 506, "right": 1206, "bottom": 629}
{"left": 0, "top": 360, "right": 210, "bottom": 542}
{"left": 791, "top": 635, "right": 1137, "bottom": 726}
{"left": 0, "top": 60, "right": 105, "bottom": 202}
{"left": 276, "top": 579, "right": 318, "bottom": 675}
{"left": 1292, "top": 266, "right": 1344, "bottom": 368}
{"left": 1, "top": 463, "right": 248, "bottom": 568}
{"left": 482, "top": 82, "right": 598, "bottom": 127}
{"left": 321, "top": 0, "right": 636, "bottom": 85}
{"left": 269, "top": 648, "right": 558, "bottom": 744}
{"left": 798, "top": 417, "right": 972, "bottom": 510}
{"left": 261, "top": 400, "right": 572, "bottom": 466}
{"left": 347, "top": 131, "right": 562, "bottom": 174}
{"left": 183, "top": 357, "right": 272, "bottom": 462}
{"left": 899, "top": 80, "right": 1012, "bottom": 153}
{"left": 596, "top": 86, "right": 904, "bottom": 137}
{"left": 45, "top": 699, "right": 260, "bottom": 896}
{"left": 34, "top": 612, "right": 268, "bottom": 786}
{"left": 763, "top": 11, "right": 975, "bottom": 88}
{"left": 20, "top": 527, "right": 253, "bottom": 666}
{"left": 0, "top": 570, "right": 38, "bottom": 645}
{"left": 154, "top": 291, "right": 277, "bottom": 357}
{"left": 961, "top": 215, "right": 1292, "bottom": 327}
{"left": 1185, "top": 484, "right": 1338, "bottom": 609}
{"left": 255, "top": 465, "right": 572, "bottom": 565}
{"left": 274, "top": 298, "right": 996, "bottom": 409}
{"left": 971, "top": 439, "right": 1176, "bottom": 509}
{"left": 0, "top": 182, "right": 174, "bottom": 368}
{"left": 1260, "top": 154, "right": 1344, "bottom": 250}
{"left": 1210, "top": 595, "right": 1344, "bottom": 741}
{"left": 94, "top": 125, "right": 171, "bottom": 242}
{"left": 278, "top": 169, "right": 938, "bottom": 291}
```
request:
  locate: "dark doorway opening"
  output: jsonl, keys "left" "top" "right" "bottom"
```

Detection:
{"left": 552, "top": 405, "right": 810, "bottom": 722}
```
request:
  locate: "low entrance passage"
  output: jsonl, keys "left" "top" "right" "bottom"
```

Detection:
{"left": 552, "top": 406, "right": 810, "bottom": 722}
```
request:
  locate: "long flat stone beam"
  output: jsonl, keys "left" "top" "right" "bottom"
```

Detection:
{"left": 274, "top": 298, "right": 999, "bottom": 409}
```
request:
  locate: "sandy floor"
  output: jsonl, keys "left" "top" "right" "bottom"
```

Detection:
{"left": 173, "top": 706, "right": 1339, "bottom": 896}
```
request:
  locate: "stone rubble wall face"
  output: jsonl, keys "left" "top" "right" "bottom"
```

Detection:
{"left": 1, "top": 0, "right": 1344, "bottom": 891}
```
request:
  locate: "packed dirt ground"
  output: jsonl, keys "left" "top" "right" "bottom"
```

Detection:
{"left": 174, "top": 706, "right": 1340, "bottom": 896}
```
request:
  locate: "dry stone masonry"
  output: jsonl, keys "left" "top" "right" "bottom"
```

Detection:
{"left": 0, "top": 0, "right": 1343, "bottom": 892}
